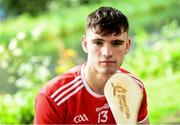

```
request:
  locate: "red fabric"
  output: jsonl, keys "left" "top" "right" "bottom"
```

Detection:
{"left": 34, "top": 64, "right": 148, "bottom": 124}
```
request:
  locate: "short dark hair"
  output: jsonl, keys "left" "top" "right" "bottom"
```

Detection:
{"left": 87, "top": 6, "right": 129, "bottom": 36}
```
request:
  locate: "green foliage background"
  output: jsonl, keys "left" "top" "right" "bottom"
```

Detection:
{"left": 0, "top": 0, "right": 180, "bottom": 123}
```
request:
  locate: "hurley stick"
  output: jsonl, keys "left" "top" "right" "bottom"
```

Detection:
{"left": 104, "top": 73, "right": 143, "bottom": 124}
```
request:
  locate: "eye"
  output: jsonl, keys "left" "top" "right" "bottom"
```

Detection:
{"left": 95, "top": 41, "right": 103, "bottom": 45}
{"left": 92, "top": 39, "right": 104, "bottom": 46}
{"left": 111, "top": 40, "right": 124, "bottom": 46}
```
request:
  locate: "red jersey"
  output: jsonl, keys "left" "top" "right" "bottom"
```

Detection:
{"left": 34, "top": 64, "right": 148, "bottom": 124}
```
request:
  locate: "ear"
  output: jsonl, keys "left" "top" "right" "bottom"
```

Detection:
{"left": 125, "top": 38, "right": 131, "bottom": 54}
{"left": 82, "top": 35, "right": 88, "bottom": 53}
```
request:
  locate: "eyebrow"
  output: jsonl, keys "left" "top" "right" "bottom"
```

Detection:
{"left": 92, "top": 38, "right": 125, "bottom": 43}
{"left": 91, "top": 38, "right": 105, "bottom": 42}
{"left": 111, "top": 39, "right": 125, "bottom": 43}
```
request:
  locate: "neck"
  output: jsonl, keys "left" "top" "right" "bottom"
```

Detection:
{"left": 84, "top": 64, "right": 113, "bottom": 95}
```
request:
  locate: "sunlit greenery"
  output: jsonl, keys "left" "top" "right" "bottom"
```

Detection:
{"left": 0, "top": 0, "right": 180, "bottom": 123}
{"left": 123, "top": 20, "right": 180, "bottom": 123}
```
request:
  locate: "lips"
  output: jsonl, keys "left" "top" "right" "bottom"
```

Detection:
{"left": 99, "top": 61, "right": 116, "bottom": 67}
{"left": 99, "top": 60, "right": 116, "bottom": 64}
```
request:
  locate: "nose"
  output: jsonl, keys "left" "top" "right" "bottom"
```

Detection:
{"left": 102, "top": 45, "right": 113, "bottom": 59}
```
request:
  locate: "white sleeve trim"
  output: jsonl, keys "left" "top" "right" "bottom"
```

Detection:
{"left": 137, "top": 115, "right": 148, "bottom": 124}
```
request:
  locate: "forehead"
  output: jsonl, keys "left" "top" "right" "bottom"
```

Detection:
{"left": 86, "top": 29, "right": 128, "bottom": 41}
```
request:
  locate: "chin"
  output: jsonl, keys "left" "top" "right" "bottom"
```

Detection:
{"left": 99, "top": 67, "right": 116, "bottom": 75}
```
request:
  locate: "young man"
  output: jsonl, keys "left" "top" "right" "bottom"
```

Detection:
{"left": 34, "top": 6, "right": 149, "bottom": 124}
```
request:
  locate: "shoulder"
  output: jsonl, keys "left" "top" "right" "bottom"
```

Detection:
{"left": 39, "top": 64, "right": 82, "bottom": 98}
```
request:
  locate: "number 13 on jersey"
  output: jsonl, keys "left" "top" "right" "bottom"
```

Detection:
{"left": 97, "top": 110, "right": 108, "bottom": 123}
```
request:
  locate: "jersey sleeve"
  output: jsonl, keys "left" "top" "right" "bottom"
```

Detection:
{"left": 34, "top": 93, "right": 65, "bottom": 124}
{"left": 137, "top": 87, "right": 148, "bottom": 123}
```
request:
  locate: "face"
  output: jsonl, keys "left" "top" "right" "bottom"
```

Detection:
{"left": 82, "top": 29, "right": 131, "bottom": 75}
